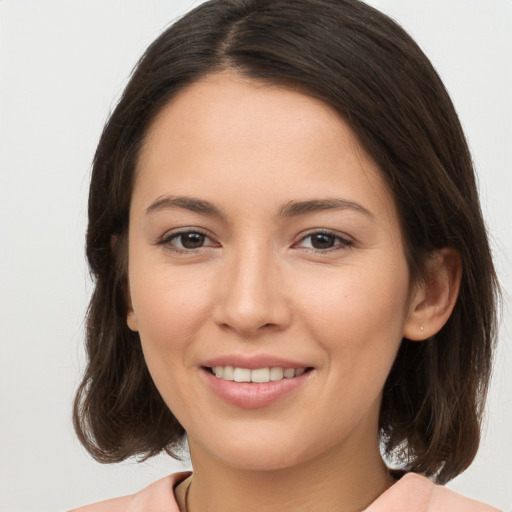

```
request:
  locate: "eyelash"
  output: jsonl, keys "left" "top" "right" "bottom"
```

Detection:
{"left": 158, "top": 229, "right": 217, "bottom": 253}
{"left": 157, "top": 228, "right": 353, "bottom": 254}
{"left": 295, "top": 230, "right": 353, "bottom": 253}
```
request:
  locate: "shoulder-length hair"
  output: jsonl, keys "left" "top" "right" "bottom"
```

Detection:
{"left": 73, "top": 0, "right": 499, "bottom": 484}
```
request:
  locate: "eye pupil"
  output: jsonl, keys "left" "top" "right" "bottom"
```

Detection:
{"left": 181, "top": 233, "right": 205, "bottom": 249}
{"left": 311, "top": 233, "right": 335, "bottom": 249}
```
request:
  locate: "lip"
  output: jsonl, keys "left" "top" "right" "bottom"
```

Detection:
{"left": 200, "top": 355, "right": 314, "bottom": 409}
{"left": 201, "top": 354, "right": 311, "bottom": 370}
{"left": 201, "top": 368, "right": 312, "bottom": 409}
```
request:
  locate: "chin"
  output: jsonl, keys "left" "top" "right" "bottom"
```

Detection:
{"left": 190, "top": 425, "right": 335, "bottom": 473}
{"left": 217, "top": 446, "right": 308, "bottom": 472}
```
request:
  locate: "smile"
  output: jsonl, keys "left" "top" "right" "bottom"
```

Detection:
{"left": 209, "top": 366, "right": 307, "bottom": 383}
{"left": 202, "top": 362, "right": 314, "bottom": 408}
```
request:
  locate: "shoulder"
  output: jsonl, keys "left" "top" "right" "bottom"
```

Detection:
{"left": 429, "top": 479, "right": 502, "bottom": 512}
{"left": 366, "top": 472, "right": 502, "bottom": 512}
{"left": 67, "top": 471, "right": 191, "bottom": 512}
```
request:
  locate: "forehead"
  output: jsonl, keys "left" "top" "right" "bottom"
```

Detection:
{"left": 135, "top": 72, "right": 398, "bottom": 226}
{"left": 141, "top": 72, "right": 349, "bottom": 162}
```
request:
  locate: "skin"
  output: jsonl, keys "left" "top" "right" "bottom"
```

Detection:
{"left": 126, "top": 72, "right": 460, "bottom": 512}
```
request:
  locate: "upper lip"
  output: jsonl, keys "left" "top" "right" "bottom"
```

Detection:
{"left": 201, "top": 354, "right": 312, "bottom": 370}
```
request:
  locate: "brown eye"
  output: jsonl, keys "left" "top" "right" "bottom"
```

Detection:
{"left": 160, "top": 230, "right": 215, "bottom": 251}
{"left": 310, "top": 233, "right": 337, "bottom": 249}
{"left": 297, "top": 231, "right": 352, "bottom": 251}
{"left": 179, "top": 232, "right": 206, "bottom": 249}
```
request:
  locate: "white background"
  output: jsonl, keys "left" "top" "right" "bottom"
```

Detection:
{"left": 0, "top": 1, "right": 510, "bottom": 511}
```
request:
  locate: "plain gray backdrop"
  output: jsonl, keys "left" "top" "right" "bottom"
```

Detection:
{"left": 0, "top": 1, "right": 511, "bottom": 511}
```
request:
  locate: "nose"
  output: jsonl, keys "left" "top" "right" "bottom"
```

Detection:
{"left": 212, "top": 245, "right": 292, "bottom": 337}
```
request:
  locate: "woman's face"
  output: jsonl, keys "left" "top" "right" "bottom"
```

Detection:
{"left": 127, "top": 73, "right": 416, "bottom": 471}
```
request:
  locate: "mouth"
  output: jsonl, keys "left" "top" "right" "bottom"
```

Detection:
{"left": 200, "top": 357, "right": 315, "bottom": 408}
{"left": 202, "top": 365, "right": 314, "bottom": 408}
{"left": 204, "top": 366, "right": 313, "bottom": 383}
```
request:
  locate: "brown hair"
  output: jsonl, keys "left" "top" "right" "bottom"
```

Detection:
{"left": 73, "top": 0, "right": 499, "bottom": 484}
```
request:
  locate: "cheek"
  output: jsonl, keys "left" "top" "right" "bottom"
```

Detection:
{"left": 298, "top": 259, "right": 410, "bottom": 375}
{"left": 129, "top": 264, "right": 215, "bottom": 365}
{"left": 129, "top": 267, "right": 217, "bottom": 423}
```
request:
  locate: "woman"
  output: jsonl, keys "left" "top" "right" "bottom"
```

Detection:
{"left": 70, "top": 0, "right": 501, "bottom": 510}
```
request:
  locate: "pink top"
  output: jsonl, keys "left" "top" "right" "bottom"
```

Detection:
{"left": 69, "top": 471, "right": 501, "bottom": 512}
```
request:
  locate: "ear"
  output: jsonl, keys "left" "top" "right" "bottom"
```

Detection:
{"left": 403, "top": 248, "right": 462, "bottom": 341}
{"left": 125, "top": 282, "right": 139, "bottom": 332}
{"left": 127, "top": 308, "right": 139, "bottom": 332}
{"left": 110, "top": 234, "right": 139, "bottom": 332}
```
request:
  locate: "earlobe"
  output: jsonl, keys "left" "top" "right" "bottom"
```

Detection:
{"left": 125, "top": 281, "right": 139, "bottom": 332}
{"left": 111, "top": 234, "right": 138, "bottom": 331}
{"left": 403, "top": 248, "right": 462, "bottom": 341}
{"left": 127, "top": 310, "right": 139, "bottom": 332}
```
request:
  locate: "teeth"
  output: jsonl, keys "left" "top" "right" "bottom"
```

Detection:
{"left": 251, "top": 368, "right": 270, "bottom": 383}
{"left": 269, "top": 367, "right": 284, "bottom": 381}
{"left": 223, "top": 366, "right": 234, "bottom": 380}
{"left": 233, "top": 368, "right": 251, "bottom": 382}
{"left": 211, "top": 366, "right": 307, "bottom": 383}
{"left": 283, "top": 368, "right": 295, "bottom": 378}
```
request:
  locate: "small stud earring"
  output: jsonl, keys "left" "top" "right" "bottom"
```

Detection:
{"left": 419, "top": 325, "right": 425, "bottom": 332}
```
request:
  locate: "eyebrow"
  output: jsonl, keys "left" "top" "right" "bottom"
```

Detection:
{"left": 279, "top": 198, "right": 374, "bottom": 219}
{"left": 146, "top": 195, "right": 224, "bottom": 217}
{"left": 146, "top": 195, "right": 374, "bottom": 219}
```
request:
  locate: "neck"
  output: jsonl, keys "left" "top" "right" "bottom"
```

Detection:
{"left": 182, "top": 436, "right": 393, "bottom": 512}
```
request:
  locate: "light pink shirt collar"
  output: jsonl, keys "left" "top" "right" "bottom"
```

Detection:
{"left": 70, "top": 470, "right": 501, "bottom": 512}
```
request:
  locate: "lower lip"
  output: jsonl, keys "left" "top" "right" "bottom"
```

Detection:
{"left": 201, "top": 368, "right": 312, "bottom": 409}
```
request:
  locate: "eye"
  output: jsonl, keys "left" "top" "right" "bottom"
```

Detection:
{"left": 297, "top": 231, "right": 352, "bottom": 251}
{"left": 159, "top": 229, "right": 217, "bottom": 251}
